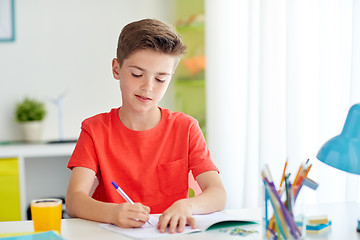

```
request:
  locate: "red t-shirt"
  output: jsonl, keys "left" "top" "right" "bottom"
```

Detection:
{"left": 67, "top": 107, "right": 219, "bottom": 213}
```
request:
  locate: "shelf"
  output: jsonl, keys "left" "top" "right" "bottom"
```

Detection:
{"left": 0, "top": 142, "right": 76, "bottom": 220}
{"left": 0, "top": 142, "right": 76, "bottom": 158}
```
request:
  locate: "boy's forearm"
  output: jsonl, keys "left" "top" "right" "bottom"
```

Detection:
{"left": 186, "top": 186, "right": 227, "bottom": 214}
{"left": 66, "top": 191, "right": 116, "bottom": 224}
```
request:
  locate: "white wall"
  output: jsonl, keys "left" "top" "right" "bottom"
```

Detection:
{"left": 0, "top": 0, "right": 175, "bottom": 142}
{"left": 205, "top": 0, "right": 251, "bottom": 209}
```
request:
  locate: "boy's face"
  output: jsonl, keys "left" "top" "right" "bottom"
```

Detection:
{"left": 112, "top": 49, "right": 178, "bottom": 113}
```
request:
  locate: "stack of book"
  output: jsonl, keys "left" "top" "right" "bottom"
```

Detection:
{"left": 0, "top": 231, "right": 66, "bottom": 240}
{"left": 296, "top": 215, "right": 332, "bottom": 234}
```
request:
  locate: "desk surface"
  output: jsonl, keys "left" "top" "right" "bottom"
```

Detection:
{"left": 0, "top": 202, "right": 359, "bottom": 240}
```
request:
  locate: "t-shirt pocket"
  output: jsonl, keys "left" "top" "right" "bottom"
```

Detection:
{"left": 157, "top": 158, "right": 188, "bottom": 196}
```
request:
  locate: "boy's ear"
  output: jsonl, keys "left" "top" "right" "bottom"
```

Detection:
{"left": 112, "top": 58, "right": 121, "bottom": 80}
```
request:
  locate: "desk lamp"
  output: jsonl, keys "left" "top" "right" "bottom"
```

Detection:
{"left": 316, "top": 103, "right": 360, "bottom": 231}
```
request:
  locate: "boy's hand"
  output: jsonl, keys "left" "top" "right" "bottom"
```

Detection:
{"left": 157, "top": 199, "right": 197, "bottom": 233}
{"left": 112, "top": 202, "right": 151, "bottom": 228}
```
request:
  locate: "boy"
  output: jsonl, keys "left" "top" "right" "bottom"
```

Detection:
{"left": 65, "top": 18, "right": 226, "bottom": 234}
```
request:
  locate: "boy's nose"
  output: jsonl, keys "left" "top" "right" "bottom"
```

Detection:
{"left": 141, "top": 78, "right": 153, "bottom": 92}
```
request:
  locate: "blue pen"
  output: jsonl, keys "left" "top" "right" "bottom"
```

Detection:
{"left": 111, "top": 181, "right": 152, "bottom": 226}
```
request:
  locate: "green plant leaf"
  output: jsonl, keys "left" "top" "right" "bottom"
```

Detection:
{"left": 15, "top": 97, "right": 46, "bottom": 122}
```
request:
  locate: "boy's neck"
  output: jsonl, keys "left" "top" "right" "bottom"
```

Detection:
{"left": 118, "top": 107, "right": 162, "bottom": 131}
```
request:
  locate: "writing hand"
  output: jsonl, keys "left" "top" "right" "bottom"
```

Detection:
{"left": 113, "top": 202, "right": 150, "bottom": 228}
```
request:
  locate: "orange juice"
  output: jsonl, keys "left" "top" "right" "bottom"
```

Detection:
{"left": 30, "top": 198, "right": 62, "bottom": 233}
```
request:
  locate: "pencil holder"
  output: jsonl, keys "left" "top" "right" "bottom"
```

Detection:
{"left": 262, "top": 160, "right": 318, "bottom": 240}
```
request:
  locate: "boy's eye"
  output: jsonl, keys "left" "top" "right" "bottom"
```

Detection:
{"left": 131, "top": 73, "right": 142, "bottom": 78}
{"left": 156, "top": 78, "right": 166, "bottom": 83}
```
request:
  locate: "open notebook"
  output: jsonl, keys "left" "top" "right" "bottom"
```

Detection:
{"left": 99, "top": 211, "right": 260, "bottom": 239}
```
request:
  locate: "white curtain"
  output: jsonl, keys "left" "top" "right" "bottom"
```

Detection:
{"left": 206, "top": 0, "right": 360, "bottom": 209}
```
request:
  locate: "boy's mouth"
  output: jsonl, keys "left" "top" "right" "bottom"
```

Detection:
{"left": 135, "top": 94, "right": 152, "bottom": 101}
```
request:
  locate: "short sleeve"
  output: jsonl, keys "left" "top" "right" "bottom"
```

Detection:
{"left": 67, "top": 123, "right": 99, "bottom": 173}
{"left": 188, "top": 120, "right": 219, "bottom": 178}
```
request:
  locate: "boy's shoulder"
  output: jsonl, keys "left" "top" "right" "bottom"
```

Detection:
{"left": 161, "top": 107, "right": 197, "bottom": 125}
{"left": 82, "top": 108, "right": 118, "bottom": 127}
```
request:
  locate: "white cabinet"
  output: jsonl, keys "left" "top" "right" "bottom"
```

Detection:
{"left": 0, "top": 143, "right": 75, "bottom": 220}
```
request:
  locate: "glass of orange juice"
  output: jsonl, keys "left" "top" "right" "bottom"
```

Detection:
{"left": 30, "top": 198, "right": 62, "bottom": 233}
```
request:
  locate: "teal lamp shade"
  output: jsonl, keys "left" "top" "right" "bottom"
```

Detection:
{"left": 317, "top": 104, "right": 360, "bottom": 175}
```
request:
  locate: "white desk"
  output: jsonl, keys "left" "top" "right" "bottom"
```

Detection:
{"left": 0, "top": 142, "right": 76, "bottom": 220}
{"left": 0, "top": 202, "right": 359, "bottom": 240}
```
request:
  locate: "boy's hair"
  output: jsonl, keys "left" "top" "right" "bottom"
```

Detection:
{"left": 116, "top": 19, "right": 187, "bottom": 67}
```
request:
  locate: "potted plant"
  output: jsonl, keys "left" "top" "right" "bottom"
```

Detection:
{"left": 15, "top": 97, "right": 46, "bottom": 142}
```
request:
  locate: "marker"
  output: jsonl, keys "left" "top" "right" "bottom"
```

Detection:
{"left": 111, "top": 181, "right": 152, "bottom": 226}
